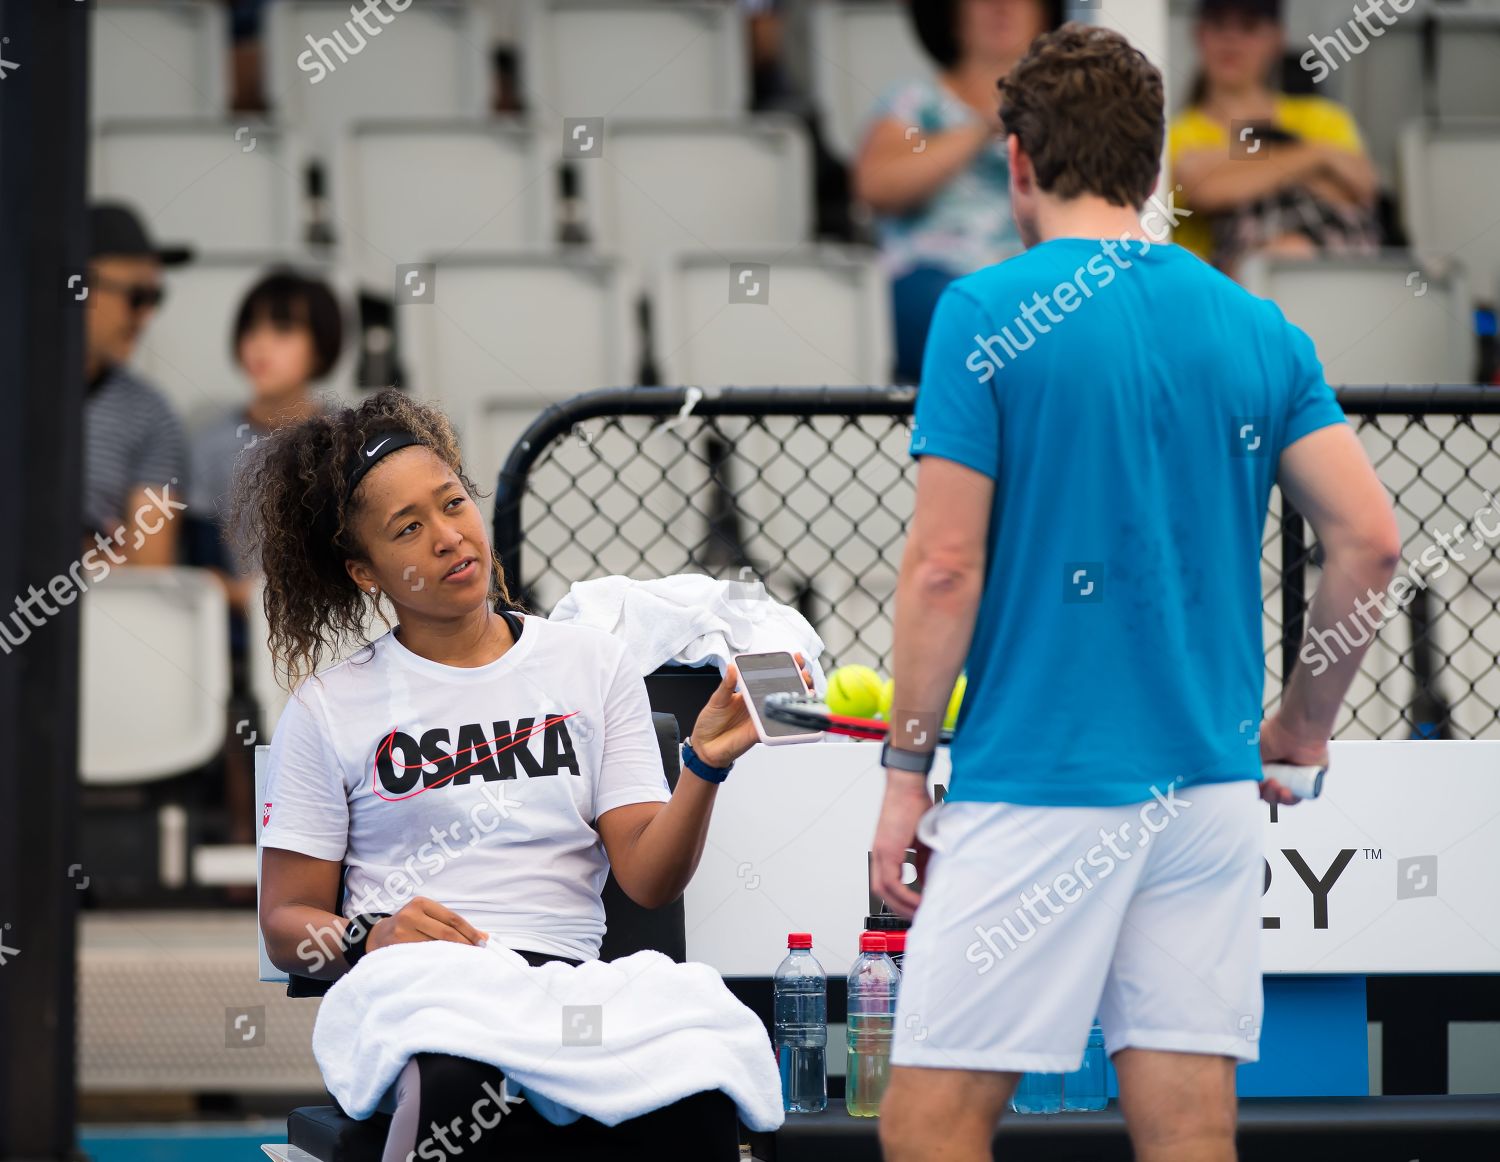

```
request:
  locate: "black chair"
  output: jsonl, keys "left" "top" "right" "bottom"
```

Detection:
{"left": 285, "top": 712, "right": 743, "bottom": 1162}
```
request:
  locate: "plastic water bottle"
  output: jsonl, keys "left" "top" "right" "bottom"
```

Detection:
{"left": 846, "top": 932, "right": 900, "bottom": 1117}
{"left": 773, "top": 933, "right": 827, "bottom": 1113}
{"left": 1010, "top": 1071, "right": 1062, "bottom": 1114}
{"left": 1062, "top": 1020, "right": 1108, "bottom": 1111}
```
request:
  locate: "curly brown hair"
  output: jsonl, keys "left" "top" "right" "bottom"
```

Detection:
{"left": 230, "top": 389, "right": 521, "bottom": 692}
{"left": 998, "top": 22, "right": 1164, "bottom": 210}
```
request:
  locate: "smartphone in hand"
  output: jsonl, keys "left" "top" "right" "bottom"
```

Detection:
{"left": 733, "top": 650, "right": 823, "bottom": 745}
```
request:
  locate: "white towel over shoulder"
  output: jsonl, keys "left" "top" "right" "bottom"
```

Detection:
{"left": 312, "top": 939, "right": 785, "bottom": 1132}
{"left": 548, "top": 573, "right": 828, "bottom": 695}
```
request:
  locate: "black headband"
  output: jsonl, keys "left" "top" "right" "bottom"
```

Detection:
{"left": 346, "top": 431, "right": 423, "bottom": 503}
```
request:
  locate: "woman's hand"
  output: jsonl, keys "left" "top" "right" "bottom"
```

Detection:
{"left": 689, "top": 653, "right": 813, "bottom": 769}
{"left": 365, "top": 896, "right": 486, "bottom": 953}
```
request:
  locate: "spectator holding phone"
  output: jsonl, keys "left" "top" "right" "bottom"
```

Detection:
{"left": 1169, "top": 0, "right": 1381, "bottom": 276}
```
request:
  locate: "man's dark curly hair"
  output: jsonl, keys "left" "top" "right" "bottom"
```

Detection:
{"left": 998, "top": 22, "right": 1164, "bottom": 209}
{"left": 229, "top": 389, "right": 521, "bottom": 692}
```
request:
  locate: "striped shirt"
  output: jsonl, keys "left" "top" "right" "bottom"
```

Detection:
{"left": 83, "top": 367, "right": 187, "bottom": 537}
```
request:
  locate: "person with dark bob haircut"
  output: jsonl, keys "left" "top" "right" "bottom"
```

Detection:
{"left": 853, "top": 0, "right": 1063, "bottom": 383}
{"left": 239, "top": 390, "right": 810, "bottom": 1161}
{"left": 183, "top": 268, "right": 346, "bottom": 858}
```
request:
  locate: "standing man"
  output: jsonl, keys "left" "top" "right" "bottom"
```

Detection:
{"left": 871, "top": 24, "right": 1399, "bottom": 1162}
{"left": 83, "top": 203, "right": 193, "bottom": 563}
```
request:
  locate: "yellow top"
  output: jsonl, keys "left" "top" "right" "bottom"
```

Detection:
{"left": 1166, "top": 94, "right": 1367, "bottom": 260}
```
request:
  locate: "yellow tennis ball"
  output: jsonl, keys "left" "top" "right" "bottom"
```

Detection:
{"left": 945, "top": 674, "right": 967, "bottom": 731}
{"left": 826, "top": 664, "right": 883, "bottom": 719}
{"left": 878, "top": 677, "right": 895, "bottom": 720}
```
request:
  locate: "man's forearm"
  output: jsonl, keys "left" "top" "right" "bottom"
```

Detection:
{"left": 887, "top": 554, "right": 983, "bottom": 765}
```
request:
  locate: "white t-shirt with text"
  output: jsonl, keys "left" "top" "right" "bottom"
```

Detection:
{"left": 259, "top": 614, "right": 673, "bottom": 962}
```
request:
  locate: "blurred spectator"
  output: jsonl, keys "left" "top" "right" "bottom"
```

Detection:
{"left": 185, "top": 269, "right": 343, "bottom": 611}
{"left": 185, "top": 269, "right": 344, "bottom": 854}
{"left": 853, "top": 0, "right": 1062, "bottom": 382}
{"left": 1169, "top": 0, "right": 1380, "bottom": 277}
{"left": 83, "top": 203, "right": 192, "bottom": 565}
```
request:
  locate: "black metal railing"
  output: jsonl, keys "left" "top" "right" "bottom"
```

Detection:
{"left": 493, "top": 386, "right": 1500, "bottom": 740}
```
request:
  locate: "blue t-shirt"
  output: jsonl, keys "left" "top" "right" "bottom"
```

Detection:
{"left": 911, "top": 237, "right": 1346, "bottom": 806}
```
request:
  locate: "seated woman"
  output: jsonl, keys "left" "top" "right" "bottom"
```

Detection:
{"left": 1169, "top": 0, "right": 1380, "bottom": 277}
{"left": 185, "top": 268, "right": 343, "bottom": 855}
{"left": 853, "top": 0, "right": 1062, "bottom": 382}
{"left": 239, "top": 390, "right": 806, "bottom": 1161}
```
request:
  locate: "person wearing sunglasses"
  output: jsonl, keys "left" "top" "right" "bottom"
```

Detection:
{"left": 82, "top": 202, "right": 194, "bottom": 565}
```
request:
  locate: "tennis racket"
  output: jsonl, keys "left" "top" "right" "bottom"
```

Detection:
{"left": 765, "top": 692, "right": 1328, "bottom": 799}
{"left": 762, "top": 692, "right": 953, "bottom": 744}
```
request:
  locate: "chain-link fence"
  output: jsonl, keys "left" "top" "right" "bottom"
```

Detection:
{"left": 492, "top": 386, "right": 1500, "bottom": 741}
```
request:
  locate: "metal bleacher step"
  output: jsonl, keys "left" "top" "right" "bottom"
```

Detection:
{"left": 80, "top": 911, "right": 323, "bottom": 1095}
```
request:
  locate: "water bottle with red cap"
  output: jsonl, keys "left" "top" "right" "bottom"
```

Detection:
{"left": 846, "top": 931, "right": 900, "bottom": 1116}
{"left": 774, "top": 932, "right": 828, "bottom": 1112}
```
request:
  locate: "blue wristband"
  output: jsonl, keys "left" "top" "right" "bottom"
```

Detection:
{"left": 681, "top": 739, "right": 732, "bottom": 784}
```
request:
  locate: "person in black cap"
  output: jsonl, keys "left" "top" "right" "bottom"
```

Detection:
{"left": 82, "top": 202, "right": 193, "bottom": 564}
{"left": 1169, "top": 0, "right": 1380, "bottom": 275}
{"left": 852, "top": 0, "right": 1065, "bottom": 383}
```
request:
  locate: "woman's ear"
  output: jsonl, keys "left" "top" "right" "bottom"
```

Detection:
{"left": 345, "top": 557, "right": 376, "bottom": 596}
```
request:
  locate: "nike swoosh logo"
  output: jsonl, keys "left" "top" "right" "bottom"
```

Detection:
{"left": 366, "top": 438, "right": 392, "bottom": 458}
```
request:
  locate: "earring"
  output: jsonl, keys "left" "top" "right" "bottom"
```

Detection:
{"left": 368, "top": 586, "right": 378, "bottom": 595}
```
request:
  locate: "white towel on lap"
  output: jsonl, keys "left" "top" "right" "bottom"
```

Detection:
{"left": 549, "top": 573, "right": 828, "bottom": 695}
{"left": 312, "top": 939, "right": 785, "bottom": 1132}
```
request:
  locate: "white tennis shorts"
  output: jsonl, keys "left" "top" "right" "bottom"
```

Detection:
{"left": 890, "top": 779, "right": 1265, "bottom": 1073}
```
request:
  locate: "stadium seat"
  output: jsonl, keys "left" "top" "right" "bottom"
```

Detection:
{"left": 653, "top": 245, "right": 891, "bottom": 386}
{"left": 263, "top": 1, "right": 488, "bottom": 145}
{"left": 1430, "top": 11, "right": 1500, "bottom": 125}
{"left": 1339, "top": 11, "right": 1500, "bottom": 185}
{"left": 90, "top": 120, "right": 303, "bottom": 253}
{"left": 89, "top": 1, "right": 226, "bottom": 122}
{"left": 1399, "top": 118, "right": 1500, "bottom": 304}
{"left": 254, "top": 714, "right": 742, "bottom": 1161}
{"left": 80, "top": 567, "right": 229, "bottom": 784}
{"left": 808, "top": 0, "right": 935, "bottom": 160}
{"left": 580, "top": 117, "right": 813, "bottom": 281}
{"left": 521, "top": 0, "right": 747, "bottom": 124}
{"left": 397, "top": 252, "right": 634, "bottom": 491}
{"left": 1239, "top": 253, "right": 1472, "bottom": 385}
{"left": 337, "top": 119, "right": 546, "bottom": 293}
{"left": 132, "top": 253, "right": 357, "bottom": 429}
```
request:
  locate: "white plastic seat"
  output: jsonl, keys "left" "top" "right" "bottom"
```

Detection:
{"left": 399, "top": 252, "right": 633, "bottom": 492}
{"left": 90, "top": 120, "right": 302, "bottom": 253}
{"left": 521, "top": 0, "right": 746, "bottom": 123}
{"left": 1432, "top": 12, "right": 1500, "bottom": 122}
{"left": 80, "top": 568, "right": 229, "bottom": 785}
{"left": 654, "top": 245, "right": 891, "bottom": 386}
{"left": 254, "top": 746, "right": 288, "bottom": 984}
{"left": 1400, "top": 118, "right": 1500, "bottom": 303}
{"left": 809, "top": 0, "right": 935, "bottom": 160}
{"left": 581, "top": 117, "right": 812, "bottom": 280}
{"left": 90, "top": 1, "right": 227, "bottom": 121}
{"left": 263, "top": 1, "right": 488, "bottom": 145}
{"left": 1240, "top": 254, "right": 1472, "bottom": 385}
{"left": 131, "top": 253, "right": 356, "bottom": 429}
{"left": 337, "top": 120, "right": 546, "bottom": 293}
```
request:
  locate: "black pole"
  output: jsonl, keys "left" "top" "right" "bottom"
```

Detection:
{"left": 0, "top": 1, "right": 88, "bottom": 1159}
